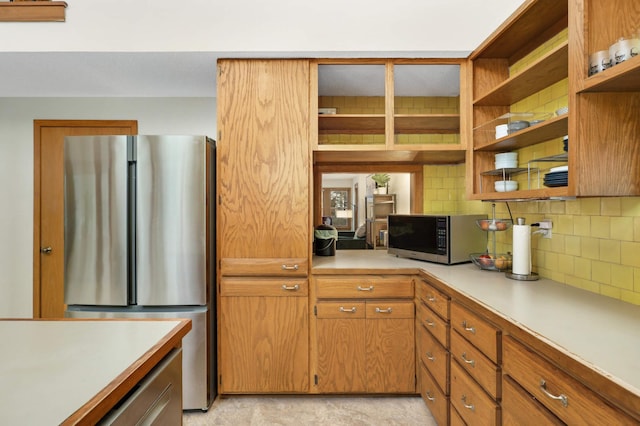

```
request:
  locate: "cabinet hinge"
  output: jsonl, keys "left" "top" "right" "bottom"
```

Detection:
{"left": 314, "top": 375, "right": 318, "bottom": 385}
{"left": 217, "top": 130, "right": 221, "bottom": 141}
{"left": 314, "top": 305, "right": 317, "bottom": 316}
{"left": 218, "top": 195, "right": 222, "bottom": 205}
{"left": 219, "top": 375, "right": 222, "bottom": 385}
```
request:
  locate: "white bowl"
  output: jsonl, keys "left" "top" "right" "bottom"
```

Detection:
{"left": 495, "top": 160, "right": 517, "bottom": 169}
{"left": 495, "top": 152, "right": 518, "bottom": 161}
{"left": 495, "top": 180, "right": 518, "bottom": 192}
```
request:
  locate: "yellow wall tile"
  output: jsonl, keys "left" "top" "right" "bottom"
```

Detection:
{"left": 591, "top": 216, "right": 610, "bottom": 239}
{"left": 591, "top": 261, "right": 611, "bottom": 284}
{"left": 610, "top": 264, "right": 633, "bottom": 291}
{"left": 610, "top": 216, "right": 633, "bottom": 241}
{"left": 599, "top": 239, "right": 620, "bottom": 263}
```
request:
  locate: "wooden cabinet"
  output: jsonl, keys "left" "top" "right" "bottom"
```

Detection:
{"left": 314, "top": 275, "right": 415, "bottom": 394}
{"left": 469, "top": 0, "right": 569, "bottom": 200}
{"left": 312, "top": 60, "right": 468, "bottom": 166}
{"left": 470, "top": 0, "right": 640, "bottom": 200}
{"left": 415, "top": 278, "right": 450, "bottom": 426}
{"left": 502, "top": 375, "right": 563, "bottom": 426}
{"left": 450, "top": 301, "right": 502, "bottom": 425}
{"left": 219, "top": 277, "right": 309, "bottom": 393}
{"left": 503, "top": 335, "right": 638, "bottom": 425}
{"left": 365, "top": 194, "right": 396, "bottom": 249}
{"left": 216, "top": 59, "right": 311, "bottom": 393}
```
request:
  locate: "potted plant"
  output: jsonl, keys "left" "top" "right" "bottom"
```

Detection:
{"left": 371, "top": 173, "right": 390, "bottom": 194}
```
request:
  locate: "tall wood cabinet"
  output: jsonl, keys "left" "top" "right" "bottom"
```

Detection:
{"left": 217, "top": 59, "right": 312, "bottom": 393}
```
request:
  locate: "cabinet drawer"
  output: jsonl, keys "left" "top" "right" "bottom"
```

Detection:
{"left": 450, "top": 329, "right": 500, "bottom": 400}
{"left": 450, "top": 360, "right": 500, "bottom": 426}
{"left": 416, "top": 279, "right": 449, "bottom": 320}
{"left": 417, "top": 302, "right": 449, "bottom": 348}
{"left": 220, "top": 277, "right": 308, "bottom": 296}
{"left": 315, "top": 276, "right": 413, "bottom": 299}
{"left": 419, "top": 363, "right": 449, "bottom": 426}
{"left": 221, "top": 258, "right": 308, "bottom": 277}
{"left": 418, "top": 324, "right": 449, "bottom": 394}
{"left": 316, "top": 301, "right": 365, "bottom": 319}
{"left": 503, "top": 335, "right": 638, "bottom": 426}
{"left": 365, "top": 301, "right": 414, "bottom": 319}
{"left": 450, "top": 406, "right": 465, "bottom": 426}
{"left": 451, "top": 301, "right": 500, "bottom": 363}
{"left": 502, "top": 375, "right": 563, "bottom": 426}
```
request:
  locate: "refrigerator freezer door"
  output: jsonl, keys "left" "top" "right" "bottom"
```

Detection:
{"left": 135, "top": 136, "right": 207, "bottom": 306}
{"left": 64, "top": 135, "right": 129, "bottom": 306}
{"left": 65, "top": 306, "right": 212, "bottom": 410}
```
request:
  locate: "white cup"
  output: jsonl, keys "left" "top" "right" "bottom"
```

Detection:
{"left": 589, "top": 50, "right": 611, "bottom": 75}
{"left": 610, "top": 38, "right": 635, "bottom": 66}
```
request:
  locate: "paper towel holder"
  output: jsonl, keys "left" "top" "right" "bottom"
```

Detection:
{"left": 506, "top": 217, "right": 540, "bottom": 281}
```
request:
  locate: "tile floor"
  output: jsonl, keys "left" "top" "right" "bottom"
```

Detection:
{"left": 183, "top": 395, "right": 436, "bottom": 426}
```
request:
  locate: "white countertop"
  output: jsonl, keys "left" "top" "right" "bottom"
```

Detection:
{"left": 0, "top": 319, "right": 189, "bottom": 426}
{"left": 314, "top": 251, "right": 640, "bottom": 396}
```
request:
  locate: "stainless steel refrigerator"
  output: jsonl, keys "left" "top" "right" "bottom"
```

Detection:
{"left": 63, "top": 135, "right": 216, "bottom": 411}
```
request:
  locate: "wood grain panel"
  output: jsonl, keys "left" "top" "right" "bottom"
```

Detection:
{"left": 451, "top": 328, "right": 501, "bottom": 400}
{"left": 315, "top": 275, "right": 413, "bottom": 299}
{"left": 221, "top": 258, "right": 308, "bottom": 277}
{"left": 220, "top": 277, "right": 308, "bottom": 297}
{"left": 418, "top": 323, "right": 449, "bottom": 394}
{"left": 217, "top": 59, "right": 310, "bottom": 260}
{"left": 573, "top": 92, "right": 640, "bottom": 196}
{"left": 416, "top": 278, "right": 450, "bottom": 320}
{"left": 416, "top": 301, "right": 449, "bottom": 349}
{"left": 420, "top": 364, "right": 449, "bottom": 426}
{"left": 316, "top": 315, "right": 366, "bottom": 393}
{"left": 450, "top": 360, "right": 501, "bottom": 426}
{"left": 451, "top": 301, "right": 501, "bottom": 364}
{"left": 502, "top": 375, "right": 564, "bottom": 426}
{"left": 366, "top": 316, "right": 415, "bottom": 393}
{"left": 503, "top": 335, "right": 637, "bottom": 425}
{"left": 219, "top": 294, "right": 309, "bottom": 393}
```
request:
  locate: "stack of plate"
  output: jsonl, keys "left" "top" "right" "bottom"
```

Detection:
{"left": 495, "top": 152, "right": 518, "bottom": 169}
{"left": 544, "top": 165, "right": 568, "bottom": 187}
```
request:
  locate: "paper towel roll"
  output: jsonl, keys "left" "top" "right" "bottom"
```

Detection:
{"left": 512, "top": 224, "right": 531, "bottom": 275}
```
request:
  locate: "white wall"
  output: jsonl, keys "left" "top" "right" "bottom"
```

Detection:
{"left": 0, "top": 0, "right": 524, "bottom": 56}
{"left": 0, "top": 98, "right": 215, "bottom": 317}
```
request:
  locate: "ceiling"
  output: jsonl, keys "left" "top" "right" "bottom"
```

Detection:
{"left": 0, "top": 52, "right": 461, "bottom": 98}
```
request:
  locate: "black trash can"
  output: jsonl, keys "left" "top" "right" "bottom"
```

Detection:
{"left": 314, "top": 224, "right": 338, "bottom": 256}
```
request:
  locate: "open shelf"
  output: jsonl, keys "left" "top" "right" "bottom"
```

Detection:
{"left": 470, "top": 185, "right": 569, "bottom": 201}
{"left": 318, "top": 114, "right": 385, "bottom": 134}
{"left": 580, "top": 55, "right": 640, "bottom": 92}
{"left": 474, "top": 42, "right": 568, "bottom": 106}
{"left": 475, "top": 115, "right": 568, "bottom": 151}
{"left": 394, "top": 114, "right": 460, "bottom": 134}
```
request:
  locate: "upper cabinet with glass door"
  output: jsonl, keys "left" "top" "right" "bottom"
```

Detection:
{"left": 312, "top": 60, "right": 467, "bottom": 165}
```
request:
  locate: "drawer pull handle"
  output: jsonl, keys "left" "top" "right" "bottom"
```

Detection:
{"left": 424, "top": 391, "right": 436, "bottom": 402}
{"left": 339, "top": 306, "right": 357, "bottom": 313}
{"left": 461, "top": 395, "right": 475, "bottom": 411}
{"left": 427, "top": 295, "right": 436, "bottom": 303}
{"left": 375, "top": 307, "right": 393, "bottom": 314}
{"left": 539, "top": 380, "right": 569, "bottom": 408}
{"left": 281, "top": 264, "right": 299, "bottom": 271}
{"left": 281, "top": 284, "right": 300, "bottom": 291}
{"left": 425, "top": 319, "right": 435, "bottom": 328}
{"left": 426, "top": 351, "right": 435, "bottom": 362}
{"left": 357, "top": 285, "right": 374, "bottom": 291}
{"left": 461, "top": 320, "right": 476, "bottom": 335}
{"left": 461, "top": 352, "right": 475, "bottom": 367}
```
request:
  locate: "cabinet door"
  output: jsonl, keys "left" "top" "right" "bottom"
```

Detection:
{"left": 366, "top": 301, "right": 415, "bottom": 393}
{"left": 217, "top": 59, "right": 310, "bottom": 262}
{"left": 316, "top": 302, "right": 367, "bottom": 393}
{"left": 219, "top": 281, "right": 309, "bottom": 393}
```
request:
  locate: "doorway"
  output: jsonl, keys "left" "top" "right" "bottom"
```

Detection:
{"left": 33, "top": 120, "right": 138, "bottom": 318}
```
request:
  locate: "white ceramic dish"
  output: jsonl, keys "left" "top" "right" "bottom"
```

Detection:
{"left": 495, "top": 180, "right": 518, "bottom": 192}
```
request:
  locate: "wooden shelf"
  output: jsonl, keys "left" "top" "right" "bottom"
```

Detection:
{"left": 474, "top": 115, "right": 568, "bottom": 152}
{"left": 0, "top": 1, "right": 67, "bottom": 22}
{"left": 318, "top": 114, "right": 385, "bottom": 134}
{"left": 471, "top": 0, "right": 568, "bottom": 63}
{"left": 474, "top": 42, "right": 569, "bottom": 106}
{"left": 394, "top": 114, "right": 460, "bottom": 134}
{"left": 580, "top": 55, "right": 640, "bottom": 93}
{"left": 314, "top": 145, "right": 466, "bottom": 165}
{"left": 470, "top": 185, "right": 569, "bottom": 201}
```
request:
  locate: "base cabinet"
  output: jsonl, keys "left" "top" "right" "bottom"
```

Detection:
{"left": 219, "top": 278, "right": 309, "bottom": 393}
{"left": 316, "top": 300, "right": 415, "bottom": 393}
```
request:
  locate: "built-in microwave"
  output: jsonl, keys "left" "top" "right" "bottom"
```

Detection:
{"left": 387, "top": 214, "right": 488, "bottom": 265}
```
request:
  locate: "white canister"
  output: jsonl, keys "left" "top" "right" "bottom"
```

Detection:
{"left": 495, "top": 124, "right": 508, "bottom": 139}
{"left": 589, "top": 50, "right": 611, "bottom": 75}
{"left": 609, "top": 38, "right": 635, "bottom": 66}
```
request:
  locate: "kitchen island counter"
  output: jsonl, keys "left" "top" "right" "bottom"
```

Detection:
{"left": 0, "top": 318, "right": 191, "bottom": 425}
{"left": 313, "top": 250, "right": 640, "bottom": 402}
